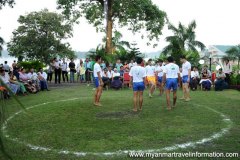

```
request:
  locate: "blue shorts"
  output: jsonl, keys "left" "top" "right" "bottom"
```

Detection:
{"left": 165, "top": 78, "right": 178, "bottom": 91}
{"left": 158, "top": 76, "right": 163, "bottom": 83}
{"left": 133, "top": 82, "right": 145, "bottom": 92}
{"left": 182, "top": 75, "right": 189, "bottom": 83}
{"left": 94, "top": 77, "right": 100, "bottom": 88}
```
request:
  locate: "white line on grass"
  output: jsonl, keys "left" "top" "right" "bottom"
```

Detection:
{"left": 1, "top": 98, "right": 233, "bottom": 157}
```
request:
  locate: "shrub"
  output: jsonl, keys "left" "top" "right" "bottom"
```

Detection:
{"left": 19, "top": 61, "right": 45, "bottom": 71}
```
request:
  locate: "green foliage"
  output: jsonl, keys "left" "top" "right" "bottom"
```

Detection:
{"left": 18, "top": 61, "right": 45, "bottom": 71}
{"left": 116, "top": 42, "right": 143, "bottom": 62}
{"left": 7, "top": 9, "right": 75, "bottom": 64}
{"left": 87, "top": 46, "right": 115, "bottom": 64}
{"left": 183, "top": 50, "right": 200, "bottom": 68}
{"left": 226, "top": 45, "right": 240, "bottom": 69}
{"left": 57, "top": 0, "right": 166, "bottom": 47}
{"left": 230, "top": 73, "right": 240, "bottom": 85}
{"left": 0, "top": 0, "right": 15, "bottom": 9}
{"left": 162, "top": 20, "right": 205, "bottom": 65}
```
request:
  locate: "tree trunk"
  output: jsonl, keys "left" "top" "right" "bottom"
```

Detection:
{"left": 105, "top": 0, "right": 113, "bottom": 54}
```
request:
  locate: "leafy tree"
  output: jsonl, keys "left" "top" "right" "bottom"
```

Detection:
{"left": 7, "top": 9, "right": 76, "bottom": 64}
{"left": 226, "top": 44, "right": 240, "bottom": 69}
{"left": 57, "top": 0, "right": 166, "bottom": 54}
{"left": 162, "top": 20, "right": 205, "bottom": 65}
{"left": 0, "top": 0, "right": 15, "bottom": 9}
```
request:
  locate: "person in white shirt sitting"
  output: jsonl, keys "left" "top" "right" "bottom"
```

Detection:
{"left": 0, "top": 68, "right": 20, "bottom": 95}
{"left": 28, "top": 68, "right": 40, "bottom": 91}
{"left": 190, "top": 66, "right": 200, "bottom": 90}
{"left": 38, "top": 68, "right": 50, "bottom": 91}
{"left": 111, "top": 68, "right": 122, "bottom": 89}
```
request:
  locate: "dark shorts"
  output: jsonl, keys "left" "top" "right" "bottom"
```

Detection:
{"left": 182, "top": 75, "right": 189, "bottom": 83}
{"left": 94, "top": 77, "right": 100, "bottom": 88}
{"left": 165, "top": 78, "right": 178, "bottom": 91}
{"left": 158, "top": 76, "right": 163, "bottom": 83}
{"left": 133, "top": 82, "right": 145, "bottom": 92}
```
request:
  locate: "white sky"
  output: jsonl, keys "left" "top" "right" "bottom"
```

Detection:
{"left": 0, "top": 0, "right": 239, "bottom": 53}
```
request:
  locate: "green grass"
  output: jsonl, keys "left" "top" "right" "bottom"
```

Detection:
{"left": 1, "top": 85, "right": 240, "bottom": 160}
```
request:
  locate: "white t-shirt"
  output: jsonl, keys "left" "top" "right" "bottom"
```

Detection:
{"left": 0, "top": 74, "right": 10, "bottom": 84}
{"left": 94, "top": 63, "right": 101, "bottom": 78}
{"left": 112, "top": 72, "right": 120, "bottom": 77}
{"left": 191, "top": 71, "right": 200, "bottom": 78}
{"left": 107, "top": 70, "right": 114, "bottom": 78}
{"left": 129, "top": 66, "right": 146, "bottom": 83}
{"left": 163, "top": 63, "right": 180, "bottom": 79}
{"left": 155, "top": 65, "right": 164, "bottom": 77}
{"left": 28, "top": 72, "right": 38, "bottom": 80}
{"left": 54, "top": 61, "right": 61, "bottom": 69}
{"left": 40, "top": 72, "right": 47, "bottom": 80}
{"left": 61, "top": 62, "right": 68, "bottom": 71}
{"left": 182, "top": 61, "right": 191, "bottom": 76}
{"left": 145, "top": 65, "right": 155, "bottom": 76}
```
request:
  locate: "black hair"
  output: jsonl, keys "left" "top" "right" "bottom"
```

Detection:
{"left": 167, "top": 56, "right": 174, "bottom": 63}
{"left": 4, "top": 61, "right": 7, "bottom": 64}
{"left": 95, "top": 55, "right": 101, "bottom": 62}
{"left": 136, "top": 57, "right": 143, "bottom": 64}
{"left": 180, "top": 55, "right": 186, "bottom": 59}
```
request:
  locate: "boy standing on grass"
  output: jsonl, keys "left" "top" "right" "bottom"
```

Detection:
{"left": 180, "top": 55, "right": 191, "bottom": 102}
{"left": 155, "top": 59, "right": 164, "bottom": 96}
{"left": 93, "top": 55, "right": 104, "bottom": 106}
{"left": 129, "top": 57, "right": 147, "bottom": 112}
{"left": 145, "top": 59, "right": 156, "bottom": 98}
{"left": 163, "top": 56, "right": 181, "bottom": 110}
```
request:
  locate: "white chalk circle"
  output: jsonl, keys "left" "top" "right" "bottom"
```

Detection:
{"left": 2, "top": 98, "right": 233, "bottom": 157}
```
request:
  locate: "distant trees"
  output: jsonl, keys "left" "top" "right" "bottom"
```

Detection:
{"left": 7, "top": 9, "right": 75, "bottom": 63}
{"left": 57, "top": 0, "right": 166, "bottom": 54}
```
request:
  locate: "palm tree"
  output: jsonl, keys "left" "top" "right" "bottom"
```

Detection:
{"left": 162, "top": 20, "right": 205, "bottom": 64}
{"left": 226, "top": 45, "right": 240, "bottom": 69}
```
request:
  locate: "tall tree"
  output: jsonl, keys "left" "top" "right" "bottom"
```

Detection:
{"left": 0, "top": 0, "right": 15, "bottom": 9}
{"left": 7, "top": 9, "right": 76, "bottom": 63}
{"left": 57, "top": 0, "right": 166, "bottom": 54}
{"left": 226, "top": 44, "right": 240, "bottom": 69}
{"left": 0, "top": 37, "right": 3, "bottom": 55}
{"left": 162, "top": 20, "right": 205, "bottom": 64}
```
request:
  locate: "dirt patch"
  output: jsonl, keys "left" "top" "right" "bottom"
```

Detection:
{"left": 96, "top": 111, "right": 138, "bottom": 119}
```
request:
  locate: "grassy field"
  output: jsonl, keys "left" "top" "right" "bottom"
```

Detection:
{"left": 1, "top": 84, "right": 240, "bottom": 160}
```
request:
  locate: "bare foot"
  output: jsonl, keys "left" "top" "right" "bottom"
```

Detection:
{"left": 166, "top": 107, "right": 172, "bottom": 111}
{"left": 132, "top": 109, "right": 138, "bottom": 112}
{"left": 95, "top": 103, "right": 102, "bottom": 107}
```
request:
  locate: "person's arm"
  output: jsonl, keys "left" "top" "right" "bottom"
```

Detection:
{"left": 129, "top": 76, "right": 133, "bottom": 88}
{"left": 178, "top": 73, "right": 181, "bottom": 86}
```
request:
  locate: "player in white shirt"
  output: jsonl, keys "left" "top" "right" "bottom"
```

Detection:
{"left": 155, "top": 59, "right": 164, "bottom": 96}
{"left": 129, "top": 57, "right": 147, "bottom": 112}
{"left": 180, "top": 55, "right": 191, "bottom": 101}
{"left": 145, "top": 59, "right": 156, "bottom": 98}
{"left": 163, "top": 56, "right": 181, "bottom": 110}
{"left": 93, "top": 55, "right": 104, "bottom": 107}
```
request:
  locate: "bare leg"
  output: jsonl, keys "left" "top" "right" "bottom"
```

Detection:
{"left": 185, "top": 83, "right": 190, "bottom": 100}
{"left": 133, "top": 91, "right": 138, "bottom": 112}
{"left": 165, "top": 89, "right": 171, "bottom": 110}
{"left": 173, "top": 90, "right": 177, "bottom": 107}
{"left": 96, "top": 86, "right": 103, "bottom": 105}
{"left": 139, "top": 91, "right": 143, "bottom": 110}
{"left": 94, "top": 88, "right": 98, "bottom": 105}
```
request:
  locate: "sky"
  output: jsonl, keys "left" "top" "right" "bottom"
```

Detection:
{"left": 0, "top": 0, "right": 239, "bottom": 53}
